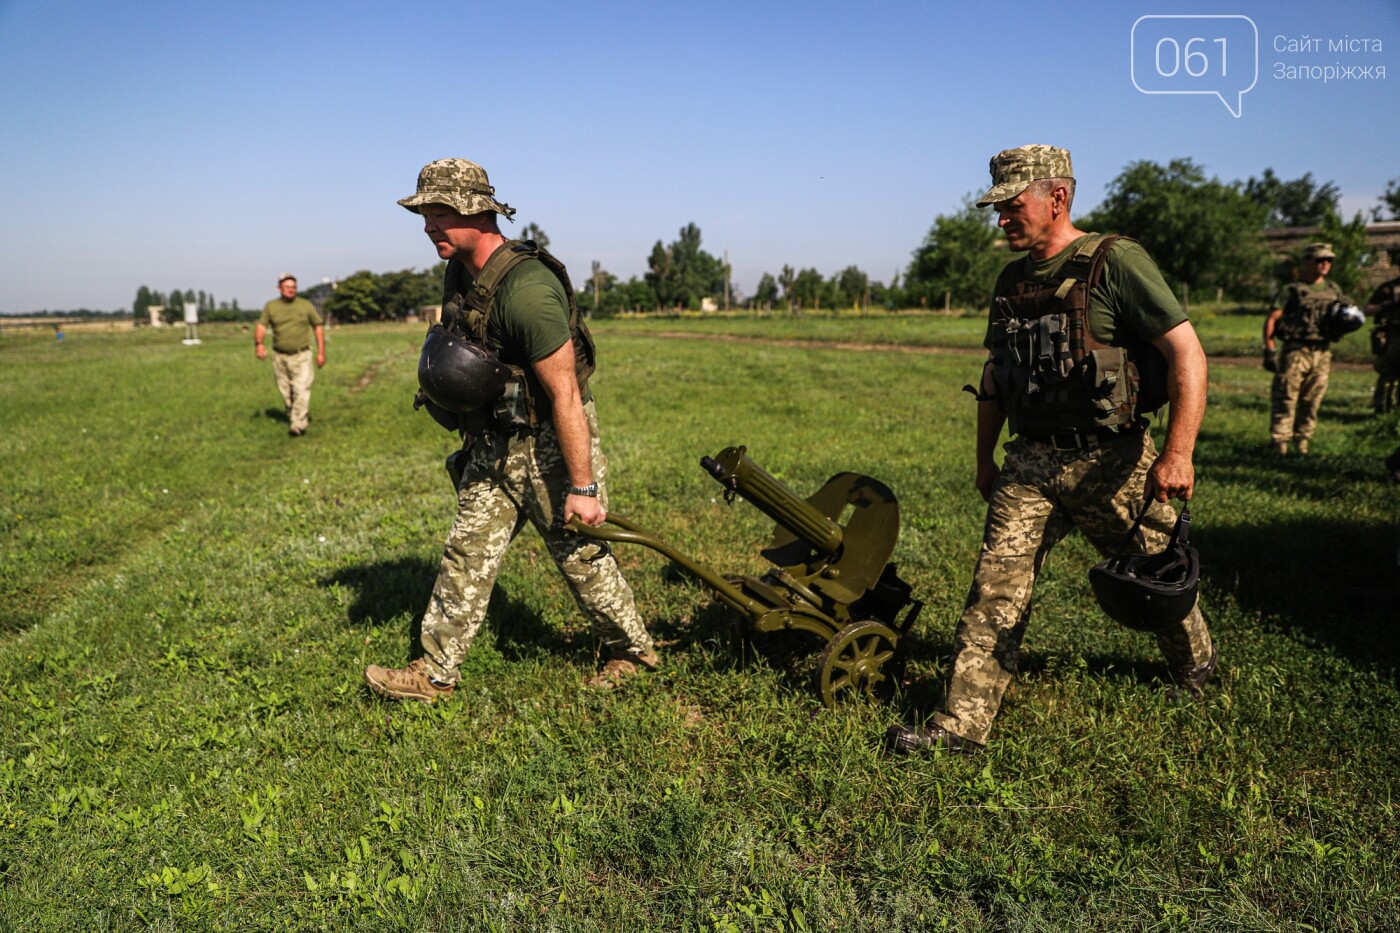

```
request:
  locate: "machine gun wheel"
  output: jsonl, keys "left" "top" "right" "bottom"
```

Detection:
{"left": 816, "top": 620, "right": 899, "bottom": 708}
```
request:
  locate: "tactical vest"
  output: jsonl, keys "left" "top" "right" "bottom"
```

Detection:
{"left": 440, "top": 240, "right": 596, "bottom": 431}
{"left": 1275, "top": 279, "right": 1341, "bottom": 345}
{"left": 988, "top": 234, "right": 1168, "bottom": 438}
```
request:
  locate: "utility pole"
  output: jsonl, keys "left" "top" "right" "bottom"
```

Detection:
{"left": 723, "top": 250, "right": 731, "bottom": 311}
{"left": 591, "top": 260, "right": 603, "bottom": 317}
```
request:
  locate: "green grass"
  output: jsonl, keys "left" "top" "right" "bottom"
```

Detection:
{"left": 1, "top": 320, "right": 1397, "bottom": 931}
{"left": 602, "top": 303, "right": 1378, "bottom": 365}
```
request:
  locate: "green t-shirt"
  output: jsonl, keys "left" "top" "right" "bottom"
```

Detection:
{"left": 483, "top": 259, "right": 572, "bottom": 365}
{"left": 984, "top": 235, "right": 1186, "bottom": 349}
{"left": 258, "top": 297, "right": 323, "bottom": 353}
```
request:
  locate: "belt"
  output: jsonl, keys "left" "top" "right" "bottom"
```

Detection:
{"left": 274, "top": 347, "right": 311, "bottom": 355}
{"left": 1283, "top": 340, "right": 1328, "bottom": 350}
{"left": 1023, "top": 425, "right": 1142, "bottom": 451}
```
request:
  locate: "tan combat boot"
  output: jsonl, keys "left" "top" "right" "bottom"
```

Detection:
{"left": 364, "top": 658, "right": 455, "bottom": 703}
{"left": 586, "top": 647, "right": 661, "bottom": 689}
{"left": 1273, "top": 442, "right": 1289, "bottom": 456}
{"left": 1295, "top": 439, "right": 1309, "bottom": 455}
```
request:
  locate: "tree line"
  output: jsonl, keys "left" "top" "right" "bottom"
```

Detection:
{"left": 132, "top": 286, "right": 244, "bottom": 323}
{"left": 125, "top": 165, "right": 1400, "bottom": 325}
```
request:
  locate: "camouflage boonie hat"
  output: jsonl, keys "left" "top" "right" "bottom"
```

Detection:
{"left": 975, "top": 145, "right": 1074, "bottom": 207}
{"left": 398, "top": 158, "right": 517, "bottom": 219}
{"left": 1303, "top": 242, "right": 1336, "bottom": 260}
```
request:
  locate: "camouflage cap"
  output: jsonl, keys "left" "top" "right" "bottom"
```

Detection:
{"left": 1303, "top": 242, "right": 1336, "bottom": 260}
{"left": 975, "top": 145, "right": 1074, "bottom": 207}
{"left": 397, "top": 158, "right": 516, "bottom": 220}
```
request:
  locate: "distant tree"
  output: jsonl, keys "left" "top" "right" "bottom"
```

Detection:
{"left": 789, "top": 267, "right": 827, "bottom": 310}
{"left": 1245, "top": 169, "right": 1341, "bottom": 227}
{"left": 580, "top": 263, "right": 623, "bottom": 317}
{"left": 519, "top": 222, "right": 550, "bottom": 249}
{"left": 1080, "top": 158, "right": 1271, "bottom": 301}
{"left": 777, "top": 265, "right": 796, "bottom": 314}
{"left": 906, "top": 198, "right": 1003, "bottom": 310}
{"left": 133, "top": 285, "right": 153, "bottom": 321}
{"left": 835, "top": 265, "right": 870, "bottom": 311}
{"left": 1373, "top": 177, "right": 1400, "bottom": 221}
{"left": 621, "top": 276, "right": 658, "bottom": 312}
{"left": 645, "top": 223, "right": 724, "bottom": 310}
{"left": 377, "top": 268, "right": 438, "bottom": 319}
{"left": 166, "top": 287, "right": 185, "bottom": 323}
{"left": 753, "top": 272, "right": 779, "bottom": 309}
{"left": 324, "top": 271, "right": 381, "bottom": 322}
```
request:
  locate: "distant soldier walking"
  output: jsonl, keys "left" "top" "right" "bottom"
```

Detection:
{"left": 255, "top": 274, "right": 326, "bottom": 436}
{"left": 1365, "top": 273, "right": 1400, "bottom": 414}
{"left": 1263, "top": 244, "right": 1350, "bottom": 454}
{"left": 885, "top": 144, "right": 1216, "bottom": 756}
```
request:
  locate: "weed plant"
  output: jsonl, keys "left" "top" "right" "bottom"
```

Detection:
{"left": 0, "top": 321, "right": 1395, "bottom": 931}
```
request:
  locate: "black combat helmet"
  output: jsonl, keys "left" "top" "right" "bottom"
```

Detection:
{"left": 1089, "top": 506, "right": 1199, "bottom": 632}
{"left": 1320, "top": 300, "right": 1365, "bottom": 341}
{"left": 417, "top": 324, "right": 512, "bottom": 413}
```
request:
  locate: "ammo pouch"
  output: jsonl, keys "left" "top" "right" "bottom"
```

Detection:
{"left": 490, "top": 370, "right": 538, "bottom": 437}
{"left": 1082, "top": 348, "right": 1138, "bottom": 422}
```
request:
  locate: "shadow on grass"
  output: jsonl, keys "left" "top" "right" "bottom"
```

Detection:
{"left": 256, "top": 406, "right": 290, "bottom": 424}
{"left": 888, "top": 636, "right": 1171, "bottom": 725}
{"left": 325, "top": 557, "right": 578, "bottom": 664}
{"left": 1196, "top": 515, "right": 1399, "bottom": 679}
{"left": 1196, "top": 431, "right": 1390, "bottom": 498}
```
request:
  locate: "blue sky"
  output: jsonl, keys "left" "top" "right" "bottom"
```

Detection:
{"left": 1, "top": 0, "right": 1397, "bottom": 313}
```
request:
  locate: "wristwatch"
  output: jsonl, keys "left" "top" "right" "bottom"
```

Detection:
{"left": 568, "top": 483, "right": 599, "bottom": 497}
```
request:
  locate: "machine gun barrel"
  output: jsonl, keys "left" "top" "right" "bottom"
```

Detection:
{"left": 700, "top": 446, "right": 843, "bottom": 557}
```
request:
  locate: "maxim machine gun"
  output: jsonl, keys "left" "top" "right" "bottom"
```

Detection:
{"left": 567, "top": 445, "right": 922, "bottom": 707}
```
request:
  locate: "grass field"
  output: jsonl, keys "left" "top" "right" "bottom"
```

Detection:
{"left": 1, "top": 319, "right": 1397, "bottom": 931}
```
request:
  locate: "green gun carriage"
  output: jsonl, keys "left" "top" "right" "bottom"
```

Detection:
{"left": 568, "top": 445, "right": 923, "bottom": 707}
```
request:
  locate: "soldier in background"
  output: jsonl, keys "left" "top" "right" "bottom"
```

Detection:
{"left": 1263, "top": 244, "right": 1349, "bottom": 454}
{"left": 255, "top": 274, "right": 326, "bottom": 437}
{"left": 1365, "top": 273, "right": 1400, "bottom": 414}
{"left": 885, "top": 145, "right": 1216, "bottom": 756}
{"left": 364, "top": 159, "right": 658, "bottom": 702}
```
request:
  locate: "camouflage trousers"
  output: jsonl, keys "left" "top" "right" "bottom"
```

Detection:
{"left": 1270, "top": 344, "right": 1331, "bottom": 444}
{"left": 419, "top": 401, "right": 653, "bottom": 684}
{"left": 932, "top": 430, "right": 1214, "bottom": 745}
{"left": 272, "top": 349, "right": 315, "bottom": 433}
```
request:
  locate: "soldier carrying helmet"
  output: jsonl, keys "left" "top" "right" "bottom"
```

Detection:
{"left": 886, "top": 144, "right": 1217, "bottom": 757}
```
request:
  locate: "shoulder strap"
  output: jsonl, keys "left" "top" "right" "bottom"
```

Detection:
{"left": 1087, "top": 234, "right": 1127, "bottom": 290}
{"left": 1048, "top": 233, "right": 1121, "bottom": 299}
{"left": 460, "top": 241, "right": 541, "bottom": 337}
{"left": 454, "top": 239, "right": 596, "bottom": 392}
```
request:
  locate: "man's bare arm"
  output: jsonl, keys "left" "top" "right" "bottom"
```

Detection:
{"left": 532, "top": 340, "right": 602, "bottom": 526}
{"left": 1147, "top": 321, "right": 1208, "bottom": 502}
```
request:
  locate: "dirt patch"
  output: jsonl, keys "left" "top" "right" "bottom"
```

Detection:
{"left": 349, "top": 348, "right": 418, "bottom": 393}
